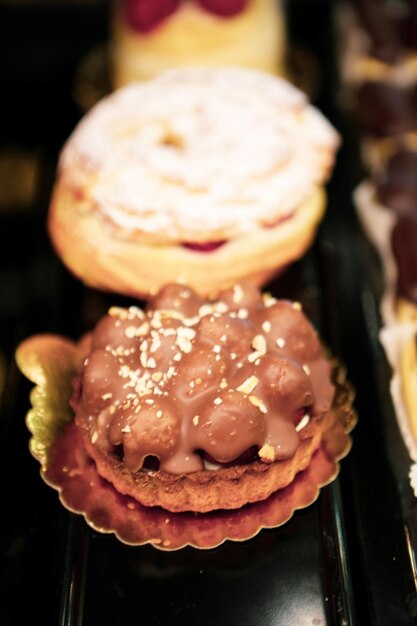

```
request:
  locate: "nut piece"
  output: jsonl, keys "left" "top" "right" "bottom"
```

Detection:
{"left": 258, "top": 443, "right": 276, "bottom": 463}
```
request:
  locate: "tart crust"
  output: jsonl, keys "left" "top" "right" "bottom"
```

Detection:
{"left": 75, "top": 405, "right": 338, "bottom": 512}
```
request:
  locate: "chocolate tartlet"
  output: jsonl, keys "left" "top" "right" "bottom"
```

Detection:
{"left": 70, "top": 282, "right": 337, "bottom": 513}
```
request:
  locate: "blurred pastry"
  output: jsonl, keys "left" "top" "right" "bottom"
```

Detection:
{"left": 339, "top": 0, "right": 417, "bottom": 486}
{"left": 355, "top": 146, "right": 417, "bottom": 321}
{"left": 338, "top": 0, "right": 417, "bottom": 167}
{"left": 355, "top": 146, "right": 417, "bottom": 467}
{"left": 48, "top": 66, "right": 339, "bottom": 299}
{"left": 111, "top": 0, "right": 287, "bottom": 88}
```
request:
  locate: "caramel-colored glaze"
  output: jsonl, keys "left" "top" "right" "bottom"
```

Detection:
{"left": 75, "top": 283, "right": 334, "bottom": 474}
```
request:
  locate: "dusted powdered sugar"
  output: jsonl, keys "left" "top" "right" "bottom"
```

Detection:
{"left": 60, "top": 67, "right": 339, "bottom": 240}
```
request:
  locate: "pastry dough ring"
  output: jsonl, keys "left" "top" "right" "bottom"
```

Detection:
{"left": 49, "top": 185, "right": 325, "bottom": 298}
{"left": 49, "top": 67, "right": 338, "bottom": 297}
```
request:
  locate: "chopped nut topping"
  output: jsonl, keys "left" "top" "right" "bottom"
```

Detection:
{"left": 276, "top": 337, "right": 286, "bottom": 349}
{"left": 213, "top": 397, "right": 223, "bottom": 405}
{"left": 262, "top": 321, "right": 272, "bottom": 333}
{"left": 252, "top": 334, "right": 267, "bottom": 353}
{"left": 292, "top": 302, "right": 302, "bottom": 311}
{"left": 295, "top": 414, "right": 310, "bottom": 432}
{"left": 125, "top": 322, "right": 149, "bottom": 338}
{"left": 150, "top": 336, "right": 162, "bottom": 353}
{"left": 198, "top": 304, "right": 213, "bottom": 318}
{"left": 249, "top": 395, "right": 268, "bottom": 414}
{"left": 109, "top": 306, "right": 127, "bottom": 319}
{"left": 248, "top": 334, "right": 267, "bottom": 362}
{"left": 162, "top": 328, "right": 177, "bottom": 337}
{"left": 214, "top": 301, "right": 228, "bottom": 314}
{"left": 263, "top": 294, "right": 277, "bottom": 307}
{"left": 176, "top": 326, "right": 196, "bottom": 353}
{"left": 166, "top": 366, "right": 176, "bottom": 379}
{"left": 128, "top": 306, "right": 144, "bottom": 318}
{"left": 258, "top": 443, "right": 275, "bottom": 462}
{"left": 302, "top": 364, "right": 311, "bottom": 376}
{"left": 192, "top": 415, "right": 200, "bottom": 426}
{"left": 119, "top": 365, "right": 131, "bottom": 378}
{"left": 237, "top": 308, "right": 248, "bottom": 319}
{"left": 121, "top": 424, "right": 132, "bottom": 433}
{"left": 237, "top": 375, "right": 259, "bottom": 394}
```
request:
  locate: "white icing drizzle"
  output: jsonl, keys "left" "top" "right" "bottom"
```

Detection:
{"left": 60, "top": 67, "right": 339, "bottom": 240}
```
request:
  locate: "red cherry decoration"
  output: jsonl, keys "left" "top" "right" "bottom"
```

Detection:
{"left": 198, "top": 0, "right": 248, "bottom": 18}
{"left": 124, "top": 0, "right": 180, "bottom": 33}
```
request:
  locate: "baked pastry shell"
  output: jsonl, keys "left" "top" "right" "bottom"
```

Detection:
{"left": 48, "top": 183, "right": 326, "bottom": 298}
{"left": 16, "top": 334, "right": 356, "bottom": 550}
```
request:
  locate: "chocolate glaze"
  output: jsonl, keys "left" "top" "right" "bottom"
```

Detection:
{"left": 376, "top": 149, "right": 417, "bottom": 215}
{"left": 391, "top": 215, "right": 417, "bottom": 303}
{"left": 75, "top": 283, "right": 335, "bottom": 475}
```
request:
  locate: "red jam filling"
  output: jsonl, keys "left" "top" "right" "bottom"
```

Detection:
{"left": 182, "top": 240, "right": 226, "bottom": 252}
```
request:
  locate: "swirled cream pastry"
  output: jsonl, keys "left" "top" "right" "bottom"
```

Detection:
{"left": 111, "top": 0, "right": 287, "bottom": 88}
{"left": 48, "top": 67, "right": 339, "bottom": 298}
{"left": 68, "top": 282, "right": 346, "bottom": 512}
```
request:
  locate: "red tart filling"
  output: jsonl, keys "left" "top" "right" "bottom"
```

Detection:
{"left": 182, "top": 240, "right": 227, "bottom": 252}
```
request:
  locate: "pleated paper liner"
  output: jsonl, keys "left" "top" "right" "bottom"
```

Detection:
{"left": 15, "top": 334, "right": 357, "bottom": 551}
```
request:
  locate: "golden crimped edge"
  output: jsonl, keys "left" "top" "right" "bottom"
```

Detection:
{"left": 16, "top": 334, "right": 356, "bottom": 550}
